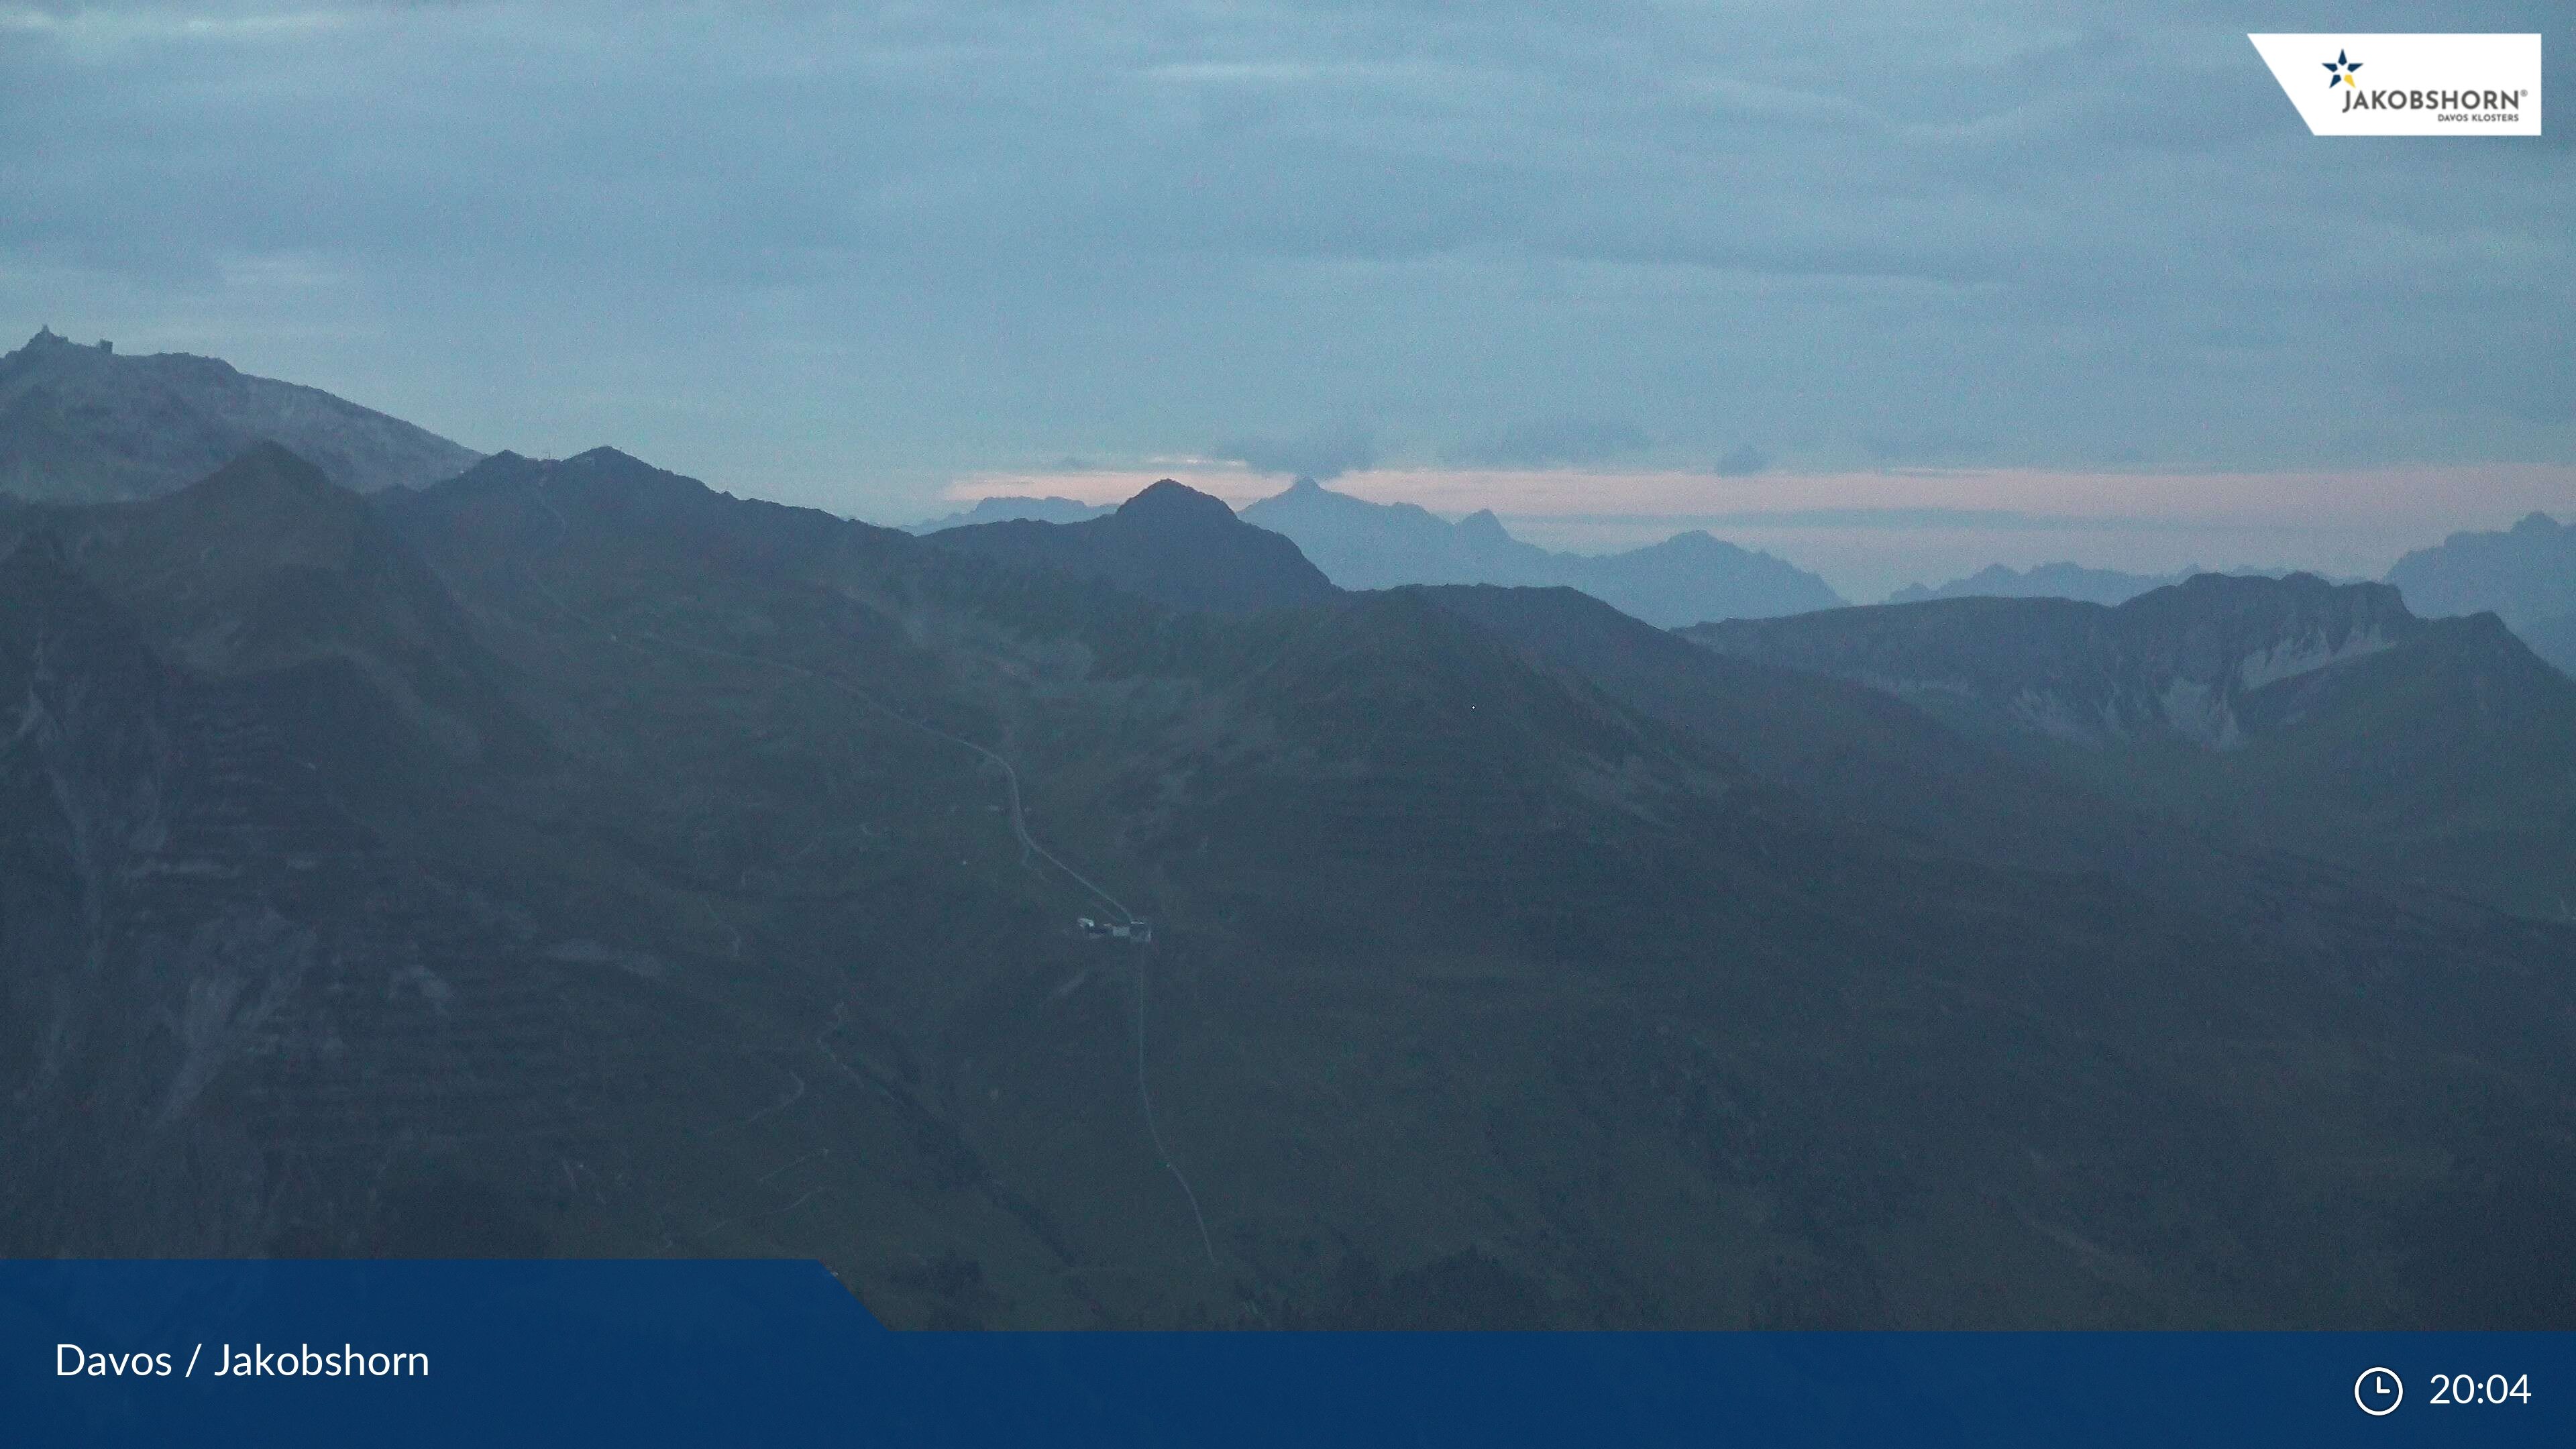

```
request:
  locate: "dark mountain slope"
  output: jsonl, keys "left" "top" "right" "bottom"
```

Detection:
{"left": 1689, "top": 574, "right": 2576, "bottom": 917}
{"left": 3, "top": 442, "right": 546, "bottom": 775}
{"left": 0, "top": 328, "right": 481, "bottom": 503}
{"left": 388, "top": 456, "right": 2576, "bottom": 1328}
{"left": 929, "top": 479, "right": 1336, "bottom": 614}
{"left": 1417, "top": 584, "right": 2186, "bottom": 875}
{"left": 7, "top": 445, "right": 2575, "bottom": 1332}
{"left": 1689, "top": 574, "right": 2418, "bottom": 749}
{"left": 0, "top": 463, "right": 1109, "bottom": 1312}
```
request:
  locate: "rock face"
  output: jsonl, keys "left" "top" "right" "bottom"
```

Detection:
{"left": 1690, "top": 573, "right": 2417, "bottom": 749}
{"left": 1240, "top": 476, "right": 1845, "bottom": 626}
{"left": 0, "top": 327, "right": 481, "bottom": 504}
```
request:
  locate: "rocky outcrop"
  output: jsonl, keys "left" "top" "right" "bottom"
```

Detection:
{"left": 1690, "top": 572, "right": 2417, "bottom": 751}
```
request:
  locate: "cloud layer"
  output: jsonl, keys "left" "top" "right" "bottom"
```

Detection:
{"left": 2, "top": 0, "right": 2569, "bottom": 526}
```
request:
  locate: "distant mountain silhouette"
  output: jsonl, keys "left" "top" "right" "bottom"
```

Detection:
{"left": 906, "top": 494, "right": 1113, "bottom": 533}
{"left": 0, "top": 327, "right": 480, "bottom": 503}
{"left": 1884, "top": 560, "right": 2351, "bottom": 608}
{"left": 1691, "top": 572, "right": 2576, "bottom": 918}
{"left": 1239, "top": 476, "right": 1843, "bottom": 626}
{"left": 928, "top": 478, "right": 1336, "bottom": 614}
{"left": 2387, "top": 512, "right": 2576, "bottom": 678}
{"left": 1886, "top": 561, "right": 2190, "bottom": 606}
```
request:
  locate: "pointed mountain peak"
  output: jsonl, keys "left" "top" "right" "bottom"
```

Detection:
{"left": 1116, "top": 478, "right": 1237, "bottom": 525}
{"left": 159, "top": 445, "right": 376, "bottom": 566}
{"left": 933, "top": 476, "right": 1333, "bottom": 613}
{"left": 194, "top": 440, "right": 346, "bottom": 501}
{"left": 1287, "top": 475, "right": 1325, "bottom": 494}
{"left": 567, "top": 445, "right": 652, "bottom": 471}
{"left": 2512, "top": 511, "right": 2561, "bottom": 536}
{"left": 1456, "top": 508, "right": 1511, "bottom": 543}
{"left": 533, "top": 447, "right": 728, "bottom": 514}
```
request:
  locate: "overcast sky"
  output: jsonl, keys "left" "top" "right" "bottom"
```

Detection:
{"left": 4, "top": 1, "right": 2570, "bottom": 594}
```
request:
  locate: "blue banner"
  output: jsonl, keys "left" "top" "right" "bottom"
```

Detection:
{"left": 2, "top": 1260, "right": 2565, "bottom": 1445}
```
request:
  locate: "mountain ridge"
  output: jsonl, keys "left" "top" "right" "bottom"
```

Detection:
{"left": 927, "top": 478, "right": 1337, "bottom": 614}
{"left": 1688, "top": 572, "right": 2576, "bottom": 917}
{"left": 7, "top": 438, "right": 2576, "bottom": 1331}
{"left": 906, "top": 494, "right": 1113, "bottom": 532}
{"left": 1886, "top": 561, "right": 2195, "bottom": 607}
{"left": 2387, "top": 511, "right": 2576, "bottom": 678}
{"left": 0, "top": 326, "right": 482, "bottom": 504}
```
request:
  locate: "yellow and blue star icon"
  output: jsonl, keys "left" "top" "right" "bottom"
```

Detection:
{"left": 2322, "top": 50, "right": 2363, "bottom": 88}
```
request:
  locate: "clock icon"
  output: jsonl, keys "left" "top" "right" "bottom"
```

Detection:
{"left": 2356, "top": 1367, "right": 2404, "bottom": 1416}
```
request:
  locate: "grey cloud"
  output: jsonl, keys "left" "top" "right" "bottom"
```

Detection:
{"left": 1713, "top": 445, "right": 1770, "bottom": 478}
{"left": 0, "top": 0, "right": 2567, "bottom": 519}
{"left": 1860, "top": 427, "right": 1996, "bottom": 467}
{"left": 1452, "top": 415, "right": 1647, "bottom": 468}
{"left": 1212, "top": 425, "right": 1377, "bottom": 480}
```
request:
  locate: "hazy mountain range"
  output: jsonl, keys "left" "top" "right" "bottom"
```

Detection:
{"left": 1888, "top": 522, "right": 2575, "bottom": 678}
{"left": 1241, "top": 477, "right": 1846, "bottom": 626}
{"left": 914, "top": 477, "right": 1847, "bottom": 627}
{"left": 6, "top": 343, "right": 2575, "bottom": 1330}
{"left": 0, "top": 328, "right": 482, "bottom": 502}
{"left": 907, "top": 494, "right": 1114, "bottom": 533}
{"left": 1887, "top": 561, "right": 2204, "bottom": 607}
{"left": 2387, "top": 513, "right": 2576, "bottom": 678}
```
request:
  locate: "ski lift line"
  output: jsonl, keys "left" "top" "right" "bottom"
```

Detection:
{"left": 516, "top": 480, "right": 1134, "bottom": 924}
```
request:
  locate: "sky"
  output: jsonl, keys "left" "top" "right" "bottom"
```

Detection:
{"left": 4, "top": 0, "right": 2571, "bottom": 598}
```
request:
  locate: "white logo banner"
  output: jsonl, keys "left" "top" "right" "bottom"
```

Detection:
{"left": 2248, "top": 34, "right": 2541, "bottom": 136}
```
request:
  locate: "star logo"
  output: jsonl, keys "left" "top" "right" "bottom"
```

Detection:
{"left": 2322, "top": 50, "right": 2363, "bottom": 88}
